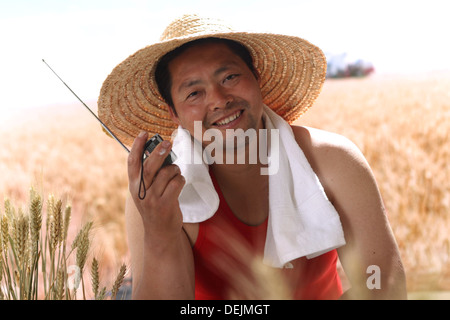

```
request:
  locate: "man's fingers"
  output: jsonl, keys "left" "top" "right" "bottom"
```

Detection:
{"left": 151, "top": 165, "right": 182, "bottom": 197}
{"left": 127, "top": 131, "right": 148, "bottom": 182}
{"left": 162, "top": 173, "right": 186, "bottom": 200}
{"left": 128, "top": 131, "right": 176, "bottom": 201}
{"left": 141, "top": 140, "right": 173, "bottom": 185}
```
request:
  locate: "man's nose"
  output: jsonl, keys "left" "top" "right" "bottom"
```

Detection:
{"left": 208, "top": 85, "right": 232, "bottom": 110}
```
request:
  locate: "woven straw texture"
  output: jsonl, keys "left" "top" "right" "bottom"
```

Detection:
{"left": 98, "top": 14, "right": 326, "bottom": 145}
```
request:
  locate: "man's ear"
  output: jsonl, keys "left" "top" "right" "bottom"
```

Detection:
{"left": 168, "top": 106, "right": 181, "bottom": 125}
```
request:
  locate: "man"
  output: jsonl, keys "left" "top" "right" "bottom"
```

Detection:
{"left": 98, "top": 15, "right": 406, "bottom": 299}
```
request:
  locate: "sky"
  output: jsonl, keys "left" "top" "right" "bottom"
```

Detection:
{"left": 1, "top": 0, "right": 449, "bottom": 116}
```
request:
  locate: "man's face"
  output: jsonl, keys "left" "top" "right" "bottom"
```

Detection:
{"left": 168, "top": 42, "right": 264, "bottom": 147}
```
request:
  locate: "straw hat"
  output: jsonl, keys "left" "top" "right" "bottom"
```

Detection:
{"left": 98, "top": 14, "right": 326, "bottom": 145}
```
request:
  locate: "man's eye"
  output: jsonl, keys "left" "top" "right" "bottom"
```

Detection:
{"left": 187, "top": 91, "right": 199, "bottom": 99}
{"left": 224, "top": 74, "right": 239, "bottom": 82}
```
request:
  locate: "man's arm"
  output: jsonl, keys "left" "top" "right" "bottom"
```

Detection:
{"left": 125, "top": 196, "right": 194, "bottom": 299}
{"left": 293, "top": 126, "right": 407, "bottom": 299}
{"left": 126, "top": 132, "right": 195, "bottom": 299}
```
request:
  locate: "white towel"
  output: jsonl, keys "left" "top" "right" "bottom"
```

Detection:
{"left": 262, "top": 105, "right": 346, "bottom": 267}
{"left": 172, "top": 127, "right": 220, "bottom": 222}
{"left": 172, "top": 105, "right": 346, "bottom": 268}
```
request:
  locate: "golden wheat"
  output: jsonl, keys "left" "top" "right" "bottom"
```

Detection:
{"left": 0, "top": 192, "right": 127, "bottom": 300}
{"left": 111, "top": 263, "right": 127, "bottom": 300}
{"left": 29, "top": 190, "right": 42, "bottom": 259}
{"left": 90, "top": 257, "right": 100, "bottom": 298}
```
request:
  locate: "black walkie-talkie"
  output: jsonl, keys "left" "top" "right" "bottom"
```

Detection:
{"left": 43, "top": 60, "right": 177, "bottom": 199}
{"left": 142, "top": 133, "right": 176, "bottom": 167}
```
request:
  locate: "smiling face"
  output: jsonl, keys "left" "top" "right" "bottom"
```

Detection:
{"left": 167, "top": 41, "right": 264, "bottom": 147}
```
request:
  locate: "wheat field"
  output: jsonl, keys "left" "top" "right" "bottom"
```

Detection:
{"left": 0, "top": 71, "right": 449, "bottom": 297}
{"left": 296, "top": 71, "right": 450, "bottom": 293}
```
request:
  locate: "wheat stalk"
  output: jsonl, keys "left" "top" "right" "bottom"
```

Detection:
{"left": 74, "top": 222, "right": 91, "bottom": 274}
{"left": 29, "top": 191, "right": 42, "bottom": 257}
{"left": 111, "top": 264, "right": 127, "bottom": 300}
{"left": 55, "top": 267, "right": 65, "bottom": 300}
{"left": 62, "top": 205, "right": 71, "bottom": 247}
{"left": 1, "top": 214, "right": 9, "bottom": 258}
{"left": 48, "top": 196, "right": 63, "bottom": 255}
{"left": 28, "top": 190, "right": 43, "bottom": 299}
{"left": 91, "top": 257, "right": 99, "bottom": 298}
{"left": 0, "top": 189, "right": 127, "bottom": 300}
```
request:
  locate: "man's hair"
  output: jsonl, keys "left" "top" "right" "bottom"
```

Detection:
{"left": 154, "top": 37, "right": 259, "bottom": 114}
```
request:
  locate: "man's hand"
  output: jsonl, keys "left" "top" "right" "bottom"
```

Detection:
{"left": 126, "top": 132, "right": 194, "bottom": 299}
{"left": 127, "top": 131, "right": 185, "bottom": 243}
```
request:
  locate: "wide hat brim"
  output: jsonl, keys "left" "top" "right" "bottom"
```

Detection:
{"left": 98, "top": 16, "right": 327, "bottom": 146}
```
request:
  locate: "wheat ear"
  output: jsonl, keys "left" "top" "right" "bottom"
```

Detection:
{"left": 110, "top": 264, "right": 127, "bottom": 300}
{"left": 91, "top": 258, "right": 99, "bottom": 299}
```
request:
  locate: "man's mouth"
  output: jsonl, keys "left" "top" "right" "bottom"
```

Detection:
{"left": 213, "top": 110, "right": 244, "bottom": 126}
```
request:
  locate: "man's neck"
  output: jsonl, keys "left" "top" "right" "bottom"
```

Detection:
{"left": 207, "top": 117, "right": 270, "bottom": 225}
{"left": 211, "top": 160, "right": 269, "bottom": 226}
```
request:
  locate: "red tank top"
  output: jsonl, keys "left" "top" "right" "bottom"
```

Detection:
{"left": 193, "top": 171, "right": 343, "bottom": 300}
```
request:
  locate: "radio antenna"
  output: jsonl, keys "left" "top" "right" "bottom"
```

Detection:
{"left": 42, "top": 59, "right": 130, "bottom": 153}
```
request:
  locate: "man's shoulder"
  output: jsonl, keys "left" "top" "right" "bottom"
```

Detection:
{"left": 291, "top": 125, "right": 362, "bottom": 161}
{"left": 291, "top": 125, "right": 371, "bottom": 200}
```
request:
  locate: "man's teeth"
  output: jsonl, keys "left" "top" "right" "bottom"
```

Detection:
{"left": 216, "top": 111, "right": 241, "bottom": 126}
